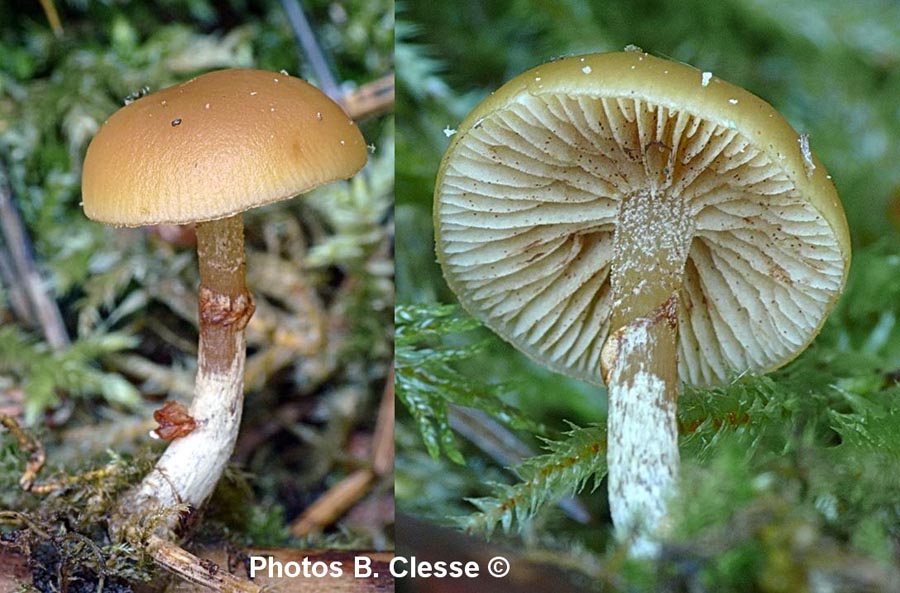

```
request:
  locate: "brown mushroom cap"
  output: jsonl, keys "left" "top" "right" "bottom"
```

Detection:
{"left": 434, "top": 50, "right": 851, "bottom": 387}
{"left": 82, "top": 69, "right": 367, "bottom": 226}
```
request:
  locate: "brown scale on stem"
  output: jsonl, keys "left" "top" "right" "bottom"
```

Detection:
{"left": 601, "top": 293, "right": 680, "bottom": 385}
{"left": 153, "top": 401, "right": 198, "bottom": 441}
{"left": 198, "top": 288, "right": 255, "bottom": 330}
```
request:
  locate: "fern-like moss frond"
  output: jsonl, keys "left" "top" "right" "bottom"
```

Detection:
{"left": 463, "top": 423, "right": 605, "bottom": 536}
{"left": 0, "top": 326, "right": 139, "bottom": 424}
{"left": 396, "top": 304, "right": 545, "bottom": 464}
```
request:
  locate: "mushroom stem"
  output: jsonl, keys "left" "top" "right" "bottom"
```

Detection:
{"left": 601, "top": 188, "right": 693, "bottom": 556}
{"left": 113, "top": 213, "right": 254, "bottom": 539}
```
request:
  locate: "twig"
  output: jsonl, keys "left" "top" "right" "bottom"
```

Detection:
{"left": 167, "top": 549, "right": 394, "bottom": 593}
{"left": 0, "top": 413, "right": 129, "bottom": 496}
{"left": 372, "top": 365, "right": 394, "bottom": 477}
{"left": 0, "top": 245, "right": 34, "bottom": 324}
{"left": 146, "top": 535, "right": 263, "bottom": 593}
{"left": 0, "top": 164, "right": 70, "bottom": 350}
{"left": 340, "top": 73, "right": 395, "bottom": 120}
{"left": 279, "top": 0, "right": 340, "bottom": 100}
{"left": 38, "top": 0, "right": 64, "bottom": 37}
{"left": 0, "top": 413, "right": 46, "bottom": 491}
{"left": 289, "top": 469, "right": 375, "bottom": 537}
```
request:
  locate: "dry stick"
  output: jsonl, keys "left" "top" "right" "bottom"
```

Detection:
{"left": 279, "top": 0, "right": 341, "bottom": 100}
{"left": 37, "top": 0, "right": 64, "bottom": 37}
{"left": 146, "top": 535, "right": 263, "bottom": 593}
{"left": 0, "top": 165, "right": 70, "bottom": 350}
{"left": 167, "top": 549, "right": 395, "bottom": 593}
{"left": 340, "top": 74, "right": 395, "bottom": 121}
{"left": 290, "top": 469, "right": 375, "bottom": 538}
{"left": 290, "top": 365, "right": 394, "bottom": 536}
{"left": 0, "top": 414, "right": 46, "bottom": 491}
{"left": 0, "top": 245, "right": 34, "bottom": 325}
{"left": 371, "top": 365, "right": 394, "bottom": 477}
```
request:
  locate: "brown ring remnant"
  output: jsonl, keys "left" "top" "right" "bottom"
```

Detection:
{"left": 198, "top": 288, "right": 256, "bottom": 330}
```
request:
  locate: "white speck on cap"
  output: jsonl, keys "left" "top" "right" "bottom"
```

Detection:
{"left": 799, "top": 134, "right": 816, "bottom": 179}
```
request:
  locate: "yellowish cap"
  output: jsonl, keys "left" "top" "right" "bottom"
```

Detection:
{"left": 82, "top": 69, "right": 367, "bottom": 226}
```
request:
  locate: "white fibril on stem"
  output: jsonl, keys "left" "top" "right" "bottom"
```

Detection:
{"left": 604, "top": 312, "right": 679, "bottom": 558}
{"left": 122, "top": 354, "right": 246, "bottom": 529}
{"left": 603, "top": 186, "right": 694, "bottom": 555}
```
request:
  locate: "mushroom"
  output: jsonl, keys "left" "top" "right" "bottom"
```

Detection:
{"left": 433, "top": 50, "right": 850, "bottom": 554}
{"left": 81, "top": 69, "right": 367, "bottom": 537}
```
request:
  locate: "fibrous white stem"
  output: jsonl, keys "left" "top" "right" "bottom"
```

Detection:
{"left": 603, "top": 303, "right": 680, "bottom": 557}
{"left": 123, "top": 340, "right": 245, "bottom": 514}
{"left": 113, "top": 214, "right": 253, "bottom": 540}
{"left": 603, "top": 187, "right": 693, "bottom": 556}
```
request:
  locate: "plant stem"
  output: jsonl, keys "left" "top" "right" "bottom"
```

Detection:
{"left": 602, "top": 188, "right": 693, "bottom": 556}
{"left": 113, "top": 213, "right": 254, "bottom": 539}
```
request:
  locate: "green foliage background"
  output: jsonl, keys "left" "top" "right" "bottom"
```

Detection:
{"left": 396, "top": 0, "right": 900, "bottom": 590}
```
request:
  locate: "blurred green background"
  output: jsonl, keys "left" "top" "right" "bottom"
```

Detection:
{"left": 396, "top": 1, "right": 900, "bottom": 591}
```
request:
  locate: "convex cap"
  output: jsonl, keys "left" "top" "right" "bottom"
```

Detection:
{"left": 434, "top": 50, "right": 850, "bottom": 387}
{"left": 83, "top": 69, "right": 367, "bottom": 226}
